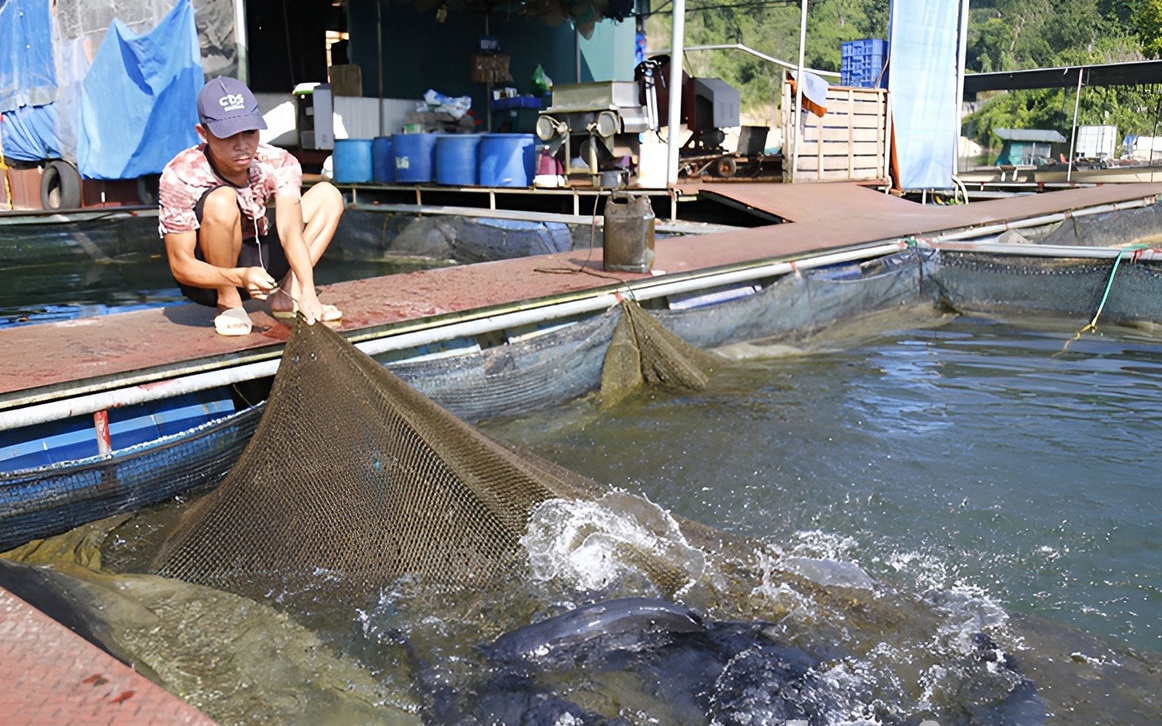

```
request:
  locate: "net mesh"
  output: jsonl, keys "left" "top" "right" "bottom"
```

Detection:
{"left": 152, "top": 302, "right": 719, "bottom": 600}
{"left": 601, "top": 299, "right": 723, "bottom": 406}
{"left": 377, "top": 250, "right": 923, "bottom": 423}
{"left": 927, "top": 251, "right": 1162, "bottom": 322}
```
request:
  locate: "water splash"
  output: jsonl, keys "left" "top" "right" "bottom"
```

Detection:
{"left": 520, "top": 490, "right": 707, "bottom": 595}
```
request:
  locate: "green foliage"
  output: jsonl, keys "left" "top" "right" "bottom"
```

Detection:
{"left": 1137, "top": 0, "right": 1162, "bottom": 57}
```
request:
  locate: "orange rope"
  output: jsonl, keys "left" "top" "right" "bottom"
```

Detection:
{"left": 0, "top": 116, "right": 12, "bottom": 210}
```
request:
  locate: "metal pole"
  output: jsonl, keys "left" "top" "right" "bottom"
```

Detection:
{"left": 232, "top": 0, "right": 249, "bottom": 83}
{"left": 487, "top": 15, "right": 493, "bottom": 132}
{"left": 654, "top": 43, "right": 839, "bottom": 79}
{"left": 1067, "top": 68, "right": 1083, "bottom": 183}
{"left": 665, "top": 0, "right": 686, "bottom": 186}
{"left": 790, "top": 0, "right": 808, "bottom": 184}
{"left": 377, "top": 0, "right": 385, "bottom": 135}
{"left": 954, "top": 0, "right": 969, "bottom": 177}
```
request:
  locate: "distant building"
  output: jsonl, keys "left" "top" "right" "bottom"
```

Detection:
{"left": 993, "top": 128, "right": 1066, "bottom": 166}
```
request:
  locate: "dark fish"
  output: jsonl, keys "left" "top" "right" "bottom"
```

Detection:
{"left": 487, "top": 596, "right": 705, "bottom": 666}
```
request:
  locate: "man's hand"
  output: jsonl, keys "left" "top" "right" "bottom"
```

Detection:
{"left": 240, "top": 267, "right": 278, "bottom": 300}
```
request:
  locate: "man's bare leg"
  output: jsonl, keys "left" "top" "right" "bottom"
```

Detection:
{"left": 199, "top": 186, "right": 245, "bottom": 311}
{"left": 271, "top": 182, "right": 344, "bottom": 313}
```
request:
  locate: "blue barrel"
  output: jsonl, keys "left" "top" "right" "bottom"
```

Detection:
{"left": 478, "top": 133, "right": 536, "bottom": 187}
{"left": 372, "top": 136, "right": 394, "bottom": 183}
{"left": 436, "top": 134, "right": 481, "bottom": 185}
{"left": 393, "top": 133, "right": 438, "bottom": 183}
{"left": 332, "top": 139, "right": 373, "bottom": 183}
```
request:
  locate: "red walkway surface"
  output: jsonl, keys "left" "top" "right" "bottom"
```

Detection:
{"left": 0, "top": 588, "right": 217, "bottom": 726}
{"left": 682, "top": 180, "right": 920, "bottom": 222}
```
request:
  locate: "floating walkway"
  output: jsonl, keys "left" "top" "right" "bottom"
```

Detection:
{"left": 3, "top": 181, "right": 1162, "bottom": 724}
{"left": 2, "top": 182, "right": 1160, "bottom": 419}
{"left": 0, "top": 587, "right": 217, "bottom": 725}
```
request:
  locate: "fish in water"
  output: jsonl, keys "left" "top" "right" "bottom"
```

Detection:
{"left": 487, "top": 596, "right": 706, "bottom": 668}
{"left": 443, "top": 596, "right": 1044, "bottom": 726}
{"left": 457, "top": 597, "right": 837, "bottom": 725}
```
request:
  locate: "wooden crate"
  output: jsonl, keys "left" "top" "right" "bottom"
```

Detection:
{"left": 781, "top": 77, "right": 890, "bottom": 183}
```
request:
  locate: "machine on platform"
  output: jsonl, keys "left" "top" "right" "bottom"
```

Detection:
{"left": 535, "top": 60, "right": 774, "bottom": 187}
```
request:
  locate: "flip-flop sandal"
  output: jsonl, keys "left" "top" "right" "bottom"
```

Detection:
{"left": 271, "top": 303, "right": 343, "bottom": 322}
{"left": 214, "top": 307, "right": 252, "bottom": 336}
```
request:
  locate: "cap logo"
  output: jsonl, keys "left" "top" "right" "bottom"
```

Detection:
{"left": 219, "top": 93, "right": 246, "bottom": 113}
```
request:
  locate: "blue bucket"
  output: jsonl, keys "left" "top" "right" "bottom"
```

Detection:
{"left": 332, "top": 139, "right": 373, "bottom": 183}
{"left": 372, "top": 136, "right": 394, "bottom": 183}
{"left": 479, "top": 133, "right": 536, "bottom": 187}
{"left": 436, "top": 134, "right": 481, "bottom": 185}
{"left": 393, "top": 133, "right": 438, "bottom": 183}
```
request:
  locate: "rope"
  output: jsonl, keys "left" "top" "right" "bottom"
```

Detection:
{"left": 532, "top": 191, "right": 634, "bottom": 289}
{"left": 0, "top": 116, "right": 12, "bottom": 211}
{"left": 1057, "top": 244, "right": 1149, "bottom": 355}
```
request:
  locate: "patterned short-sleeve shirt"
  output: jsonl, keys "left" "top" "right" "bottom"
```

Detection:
{"left": 158, "top": 142, "right": 302, "bottom": 239}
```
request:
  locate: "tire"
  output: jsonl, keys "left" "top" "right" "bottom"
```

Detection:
{"left": 40, "top": 160, "right": 82, "bottom": 210}
{"left": 714, "top": 156, "right": 737, "bottom": 178}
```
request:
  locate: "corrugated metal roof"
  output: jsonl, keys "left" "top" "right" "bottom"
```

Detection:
{"left": 964, "top": 60, "right": 1162, "bottom": 97}
{"left": 995, "top": 128, "right": 1067, "bottom": 143}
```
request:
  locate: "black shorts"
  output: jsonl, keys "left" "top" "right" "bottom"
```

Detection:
{"left": 177, "top": 188, "right": 291, "bottom": 308}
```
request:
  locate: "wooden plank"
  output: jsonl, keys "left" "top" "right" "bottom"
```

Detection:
{"left": 796, "top": 159, "right": 885, "bottom": 174}
{"left": 810, "top": 127, "right": 883, "bottom": 143}
{"left": 781, "top": 71, "right": 889, "bottom": 183}
{"left": 797, "top": 141, "right": 885, "bottom": 157}
{"left": 794, "top": 167, "right": 885, "bottom": 181}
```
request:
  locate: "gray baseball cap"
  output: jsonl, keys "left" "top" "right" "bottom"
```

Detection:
{"left": 197, "top": 77, "right": 267, "bottom": 138}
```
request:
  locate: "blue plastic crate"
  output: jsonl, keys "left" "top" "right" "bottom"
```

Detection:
{"left": 490, "top": 95, "right": 542, "bottom": 111}
{"left": 842, "top": 38, "right": 887, "bottom": 58}
{"left": 840, "top": 38, "right": 888, "bottom": 88}
{"left": 842, "top": 67, "right": 887, "bottom": 88}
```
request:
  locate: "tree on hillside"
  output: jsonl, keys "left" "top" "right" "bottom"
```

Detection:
{"left": 1136, "top": 0, "right": 1162, "bottom": 57}
{"left": 962, "top": 35, "right": 1157, "bottom": 153}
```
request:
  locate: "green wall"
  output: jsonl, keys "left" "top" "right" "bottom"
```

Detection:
{"left": 577, "top": 18, "right": 637, "bottom": 82}
{"left": 346, "top": 0, "right": 636, "bottom": 126}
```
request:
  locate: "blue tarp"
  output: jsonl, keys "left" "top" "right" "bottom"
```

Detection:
{"left": 78, "top": 0, "right": 202, "bottom": 179}
{"left": 1, "top": 103, "right": 60, "bottom": 160}
{"left": 0, "top": 0, "right": 56, "bottom": 112}
{"left": 888, "top": 0, "right": 961, "bottom": 190}
{"left": 0, "top": 0, "right": 59, "bottom": 162}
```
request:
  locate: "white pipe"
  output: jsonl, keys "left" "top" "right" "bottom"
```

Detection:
{"left": 954, "top": 0, "right": 969, "bottom": 177}
{"left": 377, "top": 0, "right": 385, "bottom": 135}
{"left": 790, "top": 0, "right": 809, "bottom": 185}
{"left": 0, "top": 361, "right": 281, "bottom": 433}
{"left": 624, "top": 242, "right": 906, "bottom": 302}
{"left": 354, "top": 294, "right": 621, "bottom": 358}
{"left": 665, "top": 0, "right": 686, "bottom": 186}
{"left": 927, "top": 240, "right": 1162, "bottom": 260}
{"left": 232, "top": 0, "right": 249, "bottom": 84}
{"left": 1067, "top": 69, "right": 1084, "bottom": 183}
{"left": 0, "top": 242, "right": 906, "bottom": 432}
{"left": 653, "top": 44, "right": 840, "bottom": 78}
{"left": 928, "top": 197, "right": 1156, "bottom": 241}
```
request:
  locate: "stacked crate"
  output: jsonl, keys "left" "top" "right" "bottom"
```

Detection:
{"left": 841, "top": 39, "right": 888, "bottom": 88}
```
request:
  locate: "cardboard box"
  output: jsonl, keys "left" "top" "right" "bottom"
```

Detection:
{"left": 471, "top": 53, "right": 512, "bottom": 84}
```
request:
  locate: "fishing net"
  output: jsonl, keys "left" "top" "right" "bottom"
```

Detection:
{"left": 926, "top": 250, "right": 1162, "bottom": 323}
{"left": 601, "top": 299, "right": 723, "bottom": 407}
{"left": 386, "top": 250, "right": 924, "bottom": 423}
{"left": 152, "top": 302, "right": 721, "bottom": 600}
